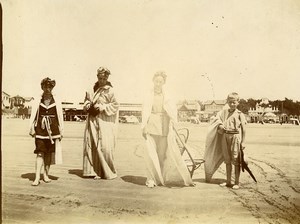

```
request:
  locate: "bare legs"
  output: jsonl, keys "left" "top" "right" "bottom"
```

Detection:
{"left": 32, "top": 152, "right": 52, "bottom": 186}
{"left": 32, "top": 153, "right": 43, "bottom": 186}
{"left": 220, "top": 135, "right": 241, "bottom": 189}
{"left": 155, "top": 136, "right": 168, "bottom": 172}
{"left": 43, "top": 153, "right": 52, "bottom": 183}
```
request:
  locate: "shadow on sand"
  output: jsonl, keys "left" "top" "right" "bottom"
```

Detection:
{"left": 193, "top": 178, "right": 227, "bottom": 185}
{"left": 21, "top": 173, "right": 59, "bottom": 181}
{"left": 68, "top": 169, "right": 85, "bottom": 178}
{"left": 121, "top": 175, "right": 147, "bottom": 186}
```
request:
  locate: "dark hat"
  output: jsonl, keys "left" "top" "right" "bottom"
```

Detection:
{"left": 97, "top": 67, "right": 111, "bottom": 77}
{"left": 41, "top": 77, "right": 56, "bottom": 89}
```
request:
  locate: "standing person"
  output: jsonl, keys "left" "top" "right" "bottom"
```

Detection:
{"left": 204, "top": 92, "right": 246, "bottom": 189}
{"left": 82, "top": 67, "right": 119, "bottom": 180}
{"left": 142, "top": 71, "right": 194, "bottom": 188}
{"left": 29, "top": 77, "right": 64, "bottom": 186}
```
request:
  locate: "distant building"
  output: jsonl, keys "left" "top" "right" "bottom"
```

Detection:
{"left": 61, "top": 102, "right": 143, "bottom": 122}
{"left": 23, "top": 97, "right": 34, "bottom": 118}
{"left": 119, "top": 103, "right": 142, "bottom": 122}
{"left": 24, "top": 97, "right": 34, "bottom": 106}
{"left": 2, "top": 91, "right": 11, "bottom": 109}
{"left": 248, "top": 102, "right": 279, "bottom": 123}
{"left": 11, "top": 95, "right": 25, "bottom": 108}
{"left": 2, "top": 95, "right": 34, "bottom": 118}
{"left": 62, "top": 102, "right": 85, "bottom": 121}
{"left": 202, "top": 100, "right": 227, "bottom": 121}
{"left": 177, "top": 100, "right": 201, "bottom": 122}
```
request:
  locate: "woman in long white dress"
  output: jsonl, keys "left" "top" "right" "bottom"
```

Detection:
{"left": 142, "top": 71, "right": 194, "bottom": 187}
{"left": 82, "top": 67, "right": 119, "bottom": 180}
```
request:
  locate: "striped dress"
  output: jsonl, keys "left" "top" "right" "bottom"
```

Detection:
{"left": 82, "top": 84, "right": 119, "bottom": 179}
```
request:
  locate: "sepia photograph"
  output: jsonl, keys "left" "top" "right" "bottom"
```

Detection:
{"left": 1, "top": 0, "right": 300, "bottom": 223}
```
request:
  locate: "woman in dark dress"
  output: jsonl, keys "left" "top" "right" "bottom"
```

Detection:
{"left": 29, "top": 77, "right": 64, "bottom": 186}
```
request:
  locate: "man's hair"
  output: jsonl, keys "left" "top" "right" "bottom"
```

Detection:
{"left": 227, "top": 92, "right": 240, "bottom": 101}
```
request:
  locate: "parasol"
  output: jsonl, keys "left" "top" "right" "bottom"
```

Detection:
{"left": 241, "top": 147, "right": 257, "bottom": 183}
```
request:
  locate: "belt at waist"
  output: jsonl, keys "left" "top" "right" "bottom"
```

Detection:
{"left": 224, "top": 129, "right": 239, "bottom": 134}
{"left": 40, "top": 115, "right": 55, "bottom": 143}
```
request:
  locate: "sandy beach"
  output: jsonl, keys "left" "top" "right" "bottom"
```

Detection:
{"left": 2, "top": 119, "right": 300, "bottom": 224}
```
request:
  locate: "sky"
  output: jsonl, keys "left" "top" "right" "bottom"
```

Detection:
{"left": 2, "top": 0, "right": 300, "bottom": 103}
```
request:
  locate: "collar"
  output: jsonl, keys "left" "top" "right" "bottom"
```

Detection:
{"left": 102, "top": 85, "right": 111, "bottom": 90}
{"left": 97, "top": 85, "right": 111, "bottom": 91}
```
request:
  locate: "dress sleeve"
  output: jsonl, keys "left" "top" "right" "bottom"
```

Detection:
{"left": 83, "top": 91, "right": 92, "bottom": 112}
{"left": 103, "top": 87, "right": 119, "bottom": 116}
{"left": 240, "top": 113, "right": 247, "bottom": 125}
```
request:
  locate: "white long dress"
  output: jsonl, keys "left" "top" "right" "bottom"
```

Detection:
{"left": 142, "top": 88, "right": 193, "bottom": 187}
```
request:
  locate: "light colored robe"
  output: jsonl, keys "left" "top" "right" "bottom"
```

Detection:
{"left": 142, "top": 88, "right": 193, "bottom": 186}
{"left": 204, "top": 115, "right": 225, "bottom": 182}
{"left": 82, "top": 85, "right": 119, "bottom": 179}
{"left": 29, "top": 93, "right": 64, "bottom": 164}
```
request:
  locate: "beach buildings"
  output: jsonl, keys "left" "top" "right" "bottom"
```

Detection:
{"left": 201, "top": 100, "right": 227, "bottom": 121}
{"left": 2, "top": 91, "right": 11, "bottom": 109}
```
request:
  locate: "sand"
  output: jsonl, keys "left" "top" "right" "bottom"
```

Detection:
{"left": 2, "top": 119, "right": 300, "bottom": 224}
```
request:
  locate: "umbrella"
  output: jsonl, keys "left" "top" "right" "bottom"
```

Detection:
{"left": 241, "top": 148, "right": 257, "bottom": 183}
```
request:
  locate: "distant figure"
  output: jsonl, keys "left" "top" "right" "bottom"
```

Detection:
{"left": 204, "top": 92, "right": 246, "bottom": 190}
{"left": 29, "top": 77, "right": 64, "bottom": 186}
{"left": 82, "top": 67, "right": 119, "bottom": 180}
{"left": 142, "top": 71, "right": 194, "bottom": 188}
{"left": 258, "top": 114, "right": 264, "bottom": 125}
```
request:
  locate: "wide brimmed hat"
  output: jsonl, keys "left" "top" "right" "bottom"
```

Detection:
{"left": 97, "top": 67, "right": 111, "bottom": 77}
{"left": 41, "top": 77, "right": 56, "bottom": 89}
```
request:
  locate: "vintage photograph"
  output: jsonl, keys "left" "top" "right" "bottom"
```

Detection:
{"left": 1, "top": 0, "right": 300, "bottom": 223}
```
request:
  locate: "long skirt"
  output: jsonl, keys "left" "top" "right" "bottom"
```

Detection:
{"left": 144, "top": 126, "right": 193, "bottom": 187}
{"left": 83, "top": 116, "right": 117, "bottom": 179}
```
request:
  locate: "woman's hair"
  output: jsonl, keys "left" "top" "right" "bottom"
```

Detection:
{"left": 97, "top": 67, "right": 111, "bottom": 77}
{"left": 227, "top": 92, "right": 240, "bottom": 101}
{"left": 40, "top": 77, "right": 56, "bottom": 89}
{"left": 93, "top": 66, "right": 112, "bottom": 92}
{"left": 152, "top": 71, "right": 167, "bottom": 83}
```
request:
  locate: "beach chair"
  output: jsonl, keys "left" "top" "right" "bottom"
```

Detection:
{"left": 174, "top": 127, "right": 205, "bottom": 177}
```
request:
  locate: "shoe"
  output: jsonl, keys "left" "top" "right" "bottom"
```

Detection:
{"left": 232, "top": 185, "right": 240, "bottom": 190}
{"left": 94, "top": 176, "right": 101, "bottom": 180}
{"left": 147, "top": 183, "right": 155, "bottom": 188}
{"left": 146, "top": 180, "right": 156, "bottom": 188}
{"left": 43, "top": 178, "right": 51, "bottom": 183}
{"left": 31, "top": 181, "right": 40, "bottom": 186}
{"left": 220, "top": 182, "right": 231, "bottom": 187}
